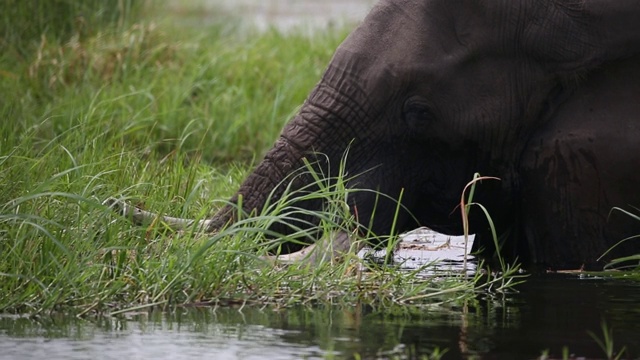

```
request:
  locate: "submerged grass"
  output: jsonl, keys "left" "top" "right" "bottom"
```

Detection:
{"left": 539, "top": 321, "right": 628, "bottom": 360}
{"left": 0, "top": 2, "right": 522, "bottom": 315}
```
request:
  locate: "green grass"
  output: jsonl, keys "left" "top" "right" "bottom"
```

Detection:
{"left": 0, "top": 2, "right": 524, "bottom": 315}
{"left": 0, "top": 0, "right": 143, "bottom": 55}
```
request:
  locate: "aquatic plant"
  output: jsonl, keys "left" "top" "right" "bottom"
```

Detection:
{"left": 458, "top": 173, "right": 525, "bottom": 291}
{"left": 588, "top": 321, "right": 627, "bottom": 360}
{"left": 540, "top": 321, "right": 628, "bottom": 360}
{"left": 600, "top": 207, "right": 640, "bottom": 271}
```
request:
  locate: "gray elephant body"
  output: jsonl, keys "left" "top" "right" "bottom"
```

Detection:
{"left": 520, "top": 55, "right": 640, "bottom": 268}
{"left": 190, "top": 0, "right": 640, "bottom": 270}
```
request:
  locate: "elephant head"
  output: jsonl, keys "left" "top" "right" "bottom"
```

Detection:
{"left": 120, "top": 0, "right": 640, "bottom": 269}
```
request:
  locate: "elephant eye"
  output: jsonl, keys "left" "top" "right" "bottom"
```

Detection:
{"left": 403, "top": 100, "right": 435, "bottom": 131}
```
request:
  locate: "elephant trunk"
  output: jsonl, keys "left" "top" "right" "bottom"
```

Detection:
{"left": 207, "top": 60, "right": 376, "bottom": 244}
{"left": 206, "top": 73, "right": 360, "bottom": 234}
{"left": 207, "top": 121, "right": 318, "bottom": 231}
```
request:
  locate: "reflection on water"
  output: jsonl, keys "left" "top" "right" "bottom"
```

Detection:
{"left": 2, "top": 275, "right": 640, "bottom": 359}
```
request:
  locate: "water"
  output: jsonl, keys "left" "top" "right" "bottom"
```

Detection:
{"left": 2, "top": 275, "right": 640, "bottom": 359}
{"left": 168, "top": 0, "right": 376, "bottom": 32}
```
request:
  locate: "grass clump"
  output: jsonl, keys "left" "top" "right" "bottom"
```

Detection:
{"left": 0, "top": 3, "right": 522, "bottom": 315}
{"left": 0, "top": 0, "right": 143, "bottom": 54}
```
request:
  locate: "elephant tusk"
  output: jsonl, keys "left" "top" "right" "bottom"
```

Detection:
{"left": 262, "top": 230, "right": 363, "bottom": 265}
{"left": 105, "top": 198, "right": 363, "bottom": 265}
{"left": 103, "top": 197, "right": 215, "bottom": 232}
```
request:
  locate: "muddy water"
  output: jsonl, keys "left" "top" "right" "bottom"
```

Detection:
{"left": 2, "top": 275, "right": 640, "bottom": 359}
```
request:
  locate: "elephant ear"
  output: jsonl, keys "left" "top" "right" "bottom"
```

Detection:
{"left": 523, "top": 0, "right": 640, "bottom": 73}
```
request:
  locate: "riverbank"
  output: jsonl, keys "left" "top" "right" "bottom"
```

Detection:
{"left": 0, "top": 1, "right": 521, "bottom": 315}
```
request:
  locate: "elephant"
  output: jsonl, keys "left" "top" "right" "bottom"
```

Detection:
{"left": 112, "top": 0, "right": 640, "bottom": 271}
